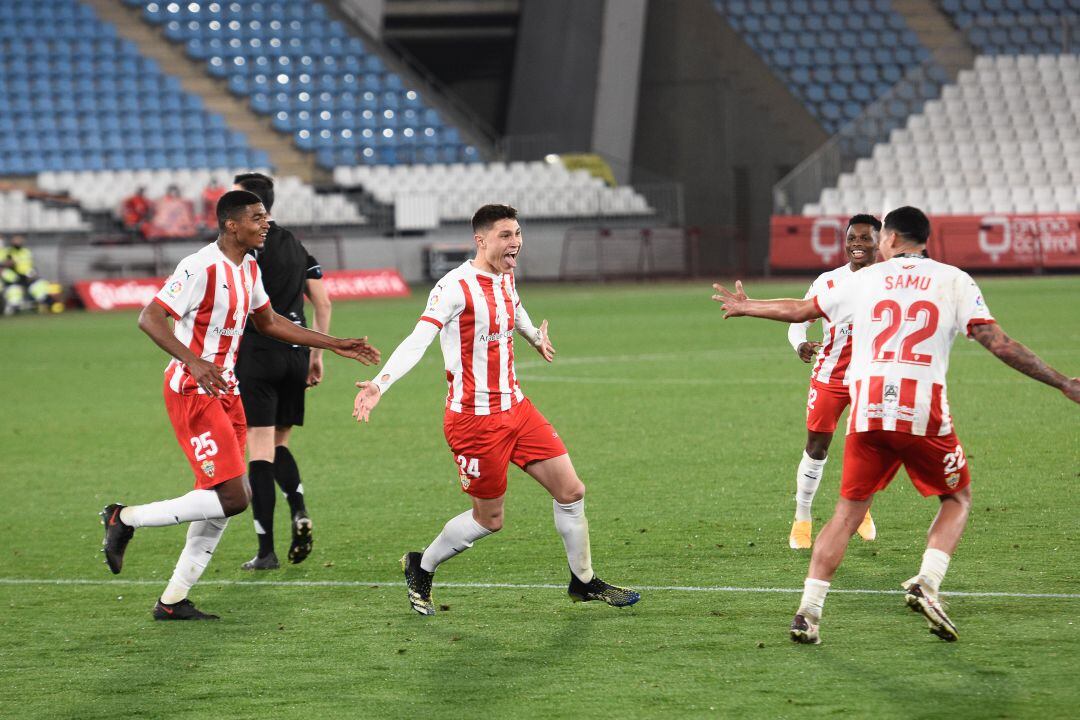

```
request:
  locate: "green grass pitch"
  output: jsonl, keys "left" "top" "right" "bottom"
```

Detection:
{"left": 1, "top": 276, "right": 1077, "bottom": 719}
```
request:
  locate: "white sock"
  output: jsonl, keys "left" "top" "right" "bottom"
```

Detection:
{"left": 420, "top": 509, "right": 492, "bottom": 573}
{"left": 120, "top": 490, "right": 225, "bottom": 528}
{"left": 554, "top": 498, "right": 593, "bottom": 583}
{"left": 798, "top": 578, "right": 831, "bottom": 621}
{"left": 160, "top": 518, "right": 229, "bottom": 604}
{"left": 918, "top": 548, "right": 951, "bottom": 594}
{"left": 795, "top": 452, "right": 827, "bottom": 521}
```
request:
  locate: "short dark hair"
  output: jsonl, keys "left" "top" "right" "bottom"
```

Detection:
{"left": 846, "top": 213, "right": 881, "bottom": 232}
{"left": 216, "top": 190, "right": 264, "bottom": 231}
{"left": 472, "top": 204, "right": 518, "bottom": 234}
{"left": 883, "top": 206, "right": 930, "bottom": 244}
{"left": 233, "top": 172, "right": 275, "bottom": 212}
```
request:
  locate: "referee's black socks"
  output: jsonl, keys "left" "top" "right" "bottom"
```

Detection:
{"left": 274, "top": 446, "right": 307, "bottom": 517}
{"left": 249, "top": 460, "right": 277, "bottom": 558}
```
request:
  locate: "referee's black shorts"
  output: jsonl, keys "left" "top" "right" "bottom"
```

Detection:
{"left": 236, "top": 345, "right": 310, "bottom": 428}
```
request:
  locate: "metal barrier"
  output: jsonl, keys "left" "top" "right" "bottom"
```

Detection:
{"left": 559, "top": 227, "right": 688, "bottom": 281}
{"left": 55, "top": 234, "right": 347, "bottom": 286}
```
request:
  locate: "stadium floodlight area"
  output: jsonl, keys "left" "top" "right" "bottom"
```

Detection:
{"left": 0, "top": 1, "right": 268, "bottom": 175}
{"left": 332, "top": 161, "right": 655, "bottom": 223}
{"left": 940, "top": 0, "right": 1080, "bottom": 56}
{"left": 804, "top": 54, "right": 1080, "bottom": 216}
{"left": 0, "top": 191, "right": 89, "bottom": 233}
{"left": 37, "top": 169, "right": 367, "bottom": 227}
{"left": 713, "top": 0, "right": 939, "bottom": 134}
{"left": 125, "top": 0, "right": 480, "bottom": 168}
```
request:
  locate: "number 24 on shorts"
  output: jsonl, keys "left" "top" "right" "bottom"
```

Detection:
{"left": 456, "top": 455, "right": 480, "bottom": 478}
{"left": 190, "top": 431, "right": 219, "bottom": 461}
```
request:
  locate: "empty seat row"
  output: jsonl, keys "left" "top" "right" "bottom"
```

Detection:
{"left": 806, "top": 54, "right": 1080, "bottom": 217}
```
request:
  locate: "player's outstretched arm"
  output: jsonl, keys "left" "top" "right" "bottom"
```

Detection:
{"left": 970, "top": 323, "right": 1080, "bottom": 403}
{"left": 711, "top": 281, "right": 821, "bottom": 323}
{"left": 250, "top": 306, "right": 380, "bottom": 365}
{"left": 352, "top": 320, "right": 440, "bottom": 423}
{"left": 352, "top": 381, "right": 381, "bottom": 423}
{"left": 304, "top": 277, "right": 332, "bottom": 386}
{"left": 514, "top": 302, "right": 555, "bottom": 362}
{"left": 138, "top": 301, "right": 228, "bottom": 396}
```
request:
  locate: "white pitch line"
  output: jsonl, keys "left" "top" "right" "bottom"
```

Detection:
{"left": 1, "top": 578, "right": 1077, "bottom": 599}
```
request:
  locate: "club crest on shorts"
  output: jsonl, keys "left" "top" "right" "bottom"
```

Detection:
{"left": 201, "top": 459, "right": 216, "bottom": 478}
{"left": 458, "top": 469, "right": 470, "bottom": 490}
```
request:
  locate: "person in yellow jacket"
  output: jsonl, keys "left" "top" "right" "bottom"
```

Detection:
{"left": 1, "top": 235, "right": 64, "bottom": 314}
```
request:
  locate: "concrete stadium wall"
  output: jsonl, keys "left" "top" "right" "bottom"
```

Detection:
{"left": 32, "top": 218, "right": 660, "bottom": 290}
{"left": 632, "top": 0, "right": 828, "bottom": 275}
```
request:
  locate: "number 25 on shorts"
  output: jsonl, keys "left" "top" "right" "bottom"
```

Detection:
{"left": 190, "top": 431, "right": 219, "bottom": 461}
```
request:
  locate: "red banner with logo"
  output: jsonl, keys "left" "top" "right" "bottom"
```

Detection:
{"left": 770, "top": 214, "right": 1080, "bottom": 271}
{"left": 75, "top": 269, "right": 411, "bottom": 311}
{"left": 320, "top": 269, "right": 410, "bottom": 299}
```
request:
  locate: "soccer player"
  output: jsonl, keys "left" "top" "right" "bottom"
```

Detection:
{"left": 786, "top": 214, "right": 879, "bottom": 550}
{"left": 352, "top": 204, "right": 640, "bottom": 616}
{"left": 99, "top": 191, "right": 380, "bottom": 620}
{"left": 233, "top": 173, "right": 330, "bottom": 570}
{"left": 713, "top": 206, "right": 1080, "bottom": 644}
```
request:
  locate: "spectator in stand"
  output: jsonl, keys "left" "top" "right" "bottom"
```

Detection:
{"left": 145, "top": 185, "right": 198, "bottom": 240}
{"left": 201, "top": 179, "right": 227, "bottom": 231}
{"left": 121, "top": 187, "right": 153, "bottom": 239}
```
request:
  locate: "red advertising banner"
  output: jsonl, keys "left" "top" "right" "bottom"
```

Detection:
{"left": 75, "top": 269, "right": 411, "bottom": 311}
{"left": 320, "top": 268, "right": 410, "bottom": 299}
{"left": 770, "top": 214, "right": 1080, "bottom": 271}
{"left": 74, "top": 277, "right": 165, "bottom": 311}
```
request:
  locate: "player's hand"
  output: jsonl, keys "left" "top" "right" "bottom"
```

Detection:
{"left": 534, "top": 319, "right": 555, "bottom": 363}
{"left": 352, "top": 381, "right": 382, "bottom": 423}
{"left": 711, "top": 280, "right": 749, "bottom": 318}
{"left": 1061, "top": 377, "right": 1080, "bottom": 404}
{"left": 306, "top": 353, "right": 324, "bottom": 387}
{"left": 187, "top": 358, "right": 229, "bottom": 397}
{"left": 332, "top": 337, "right": 381, "bottom": 365}
{"left": 797, "top": 341, "right": 822, "bottom": 363}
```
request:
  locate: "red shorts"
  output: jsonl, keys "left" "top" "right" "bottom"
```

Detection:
{"left": 806, "top": 378, "right": 850, "bottom": 433}
{"left": 442, "top": 398, "right": 568, "bottom": 499}
{"left": 840, "top": 430, "right": 972, "bottom": 501}
{"left": 164, "top": 384, "right": 247, "bottom": 489}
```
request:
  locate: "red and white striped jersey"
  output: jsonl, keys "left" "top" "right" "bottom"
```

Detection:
{"left": 153, "top": 242, "right": 270, "bottom": 395}
{"left": 420, "top": 261, "right": 527, "bottom": 415}
{"left": 796, "top": 263, "right": 858, "bottom": 385}
{"left": 813, "top": 255, "right": 995, "bottom": 436}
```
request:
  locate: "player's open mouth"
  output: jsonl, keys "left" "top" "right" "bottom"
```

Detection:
{"left": 505, "top": 250, "right": 518, "bottom": 268}
{"left": 849, "top": 247, "right": 867, "bottom": 259}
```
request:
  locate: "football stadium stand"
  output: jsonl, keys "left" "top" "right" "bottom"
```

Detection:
{"left": 0, "top": 0, "right": 268, "bottom": 176}
{"left": 124, "top": 0, "right": 481, "bottom": 168}
{"left": 332, "top": 161, "right": 654, "bottom": 223}
{"left": 940, "top": 0, "right": 1080, "bottom": 56}
{"left": 37, "top": 169, "right": 367, "bottom": 227}
{"left": 803, "top": 53, "right": 1080, "bottom": 216}
{"left": 713, "top": 0, "right": 942, "bottom": 134}
{"left": 0, "top": 190, "right": 89, "bottom": 233}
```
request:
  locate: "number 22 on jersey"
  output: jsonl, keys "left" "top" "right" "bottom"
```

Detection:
{"left": 871, "top": 300, "right": 939, "bottom": 366}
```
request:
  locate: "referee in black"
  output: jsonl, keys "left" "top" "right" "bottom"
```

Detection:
{"left": 233, "top": 172, "right": 330, "bottom": 570}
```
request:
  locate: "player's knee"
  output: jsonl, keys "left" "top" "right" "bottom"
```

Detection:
{"left": 221, "top": 494, "right": 249, "bottom": 517}
{"left": 556, "top": 482, "right": 585, "bottom": 504}
{"left": 480, "top": 516, "right": 503, "bottom": 532}
{"left": 805, "top": 434, "right": 831, "bottom": 459}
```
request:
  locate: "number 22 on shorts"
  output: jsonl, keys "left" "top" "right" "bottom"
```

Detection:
{"left": 456, "top": 454, "right": 480, "bottom": 490}
{"left": 190, "top": 431, "right": 219, "bottom": 461}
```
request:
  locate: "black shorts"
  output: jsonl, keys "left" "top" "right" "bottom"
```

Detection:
{"left": 235, "top": 345, "right": 310, "bottom": 428}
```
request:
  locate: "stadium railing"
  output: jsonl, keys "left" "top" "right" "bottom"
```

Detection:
{"left": 558, "top": 226, "right": 689, "bottom": 281}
